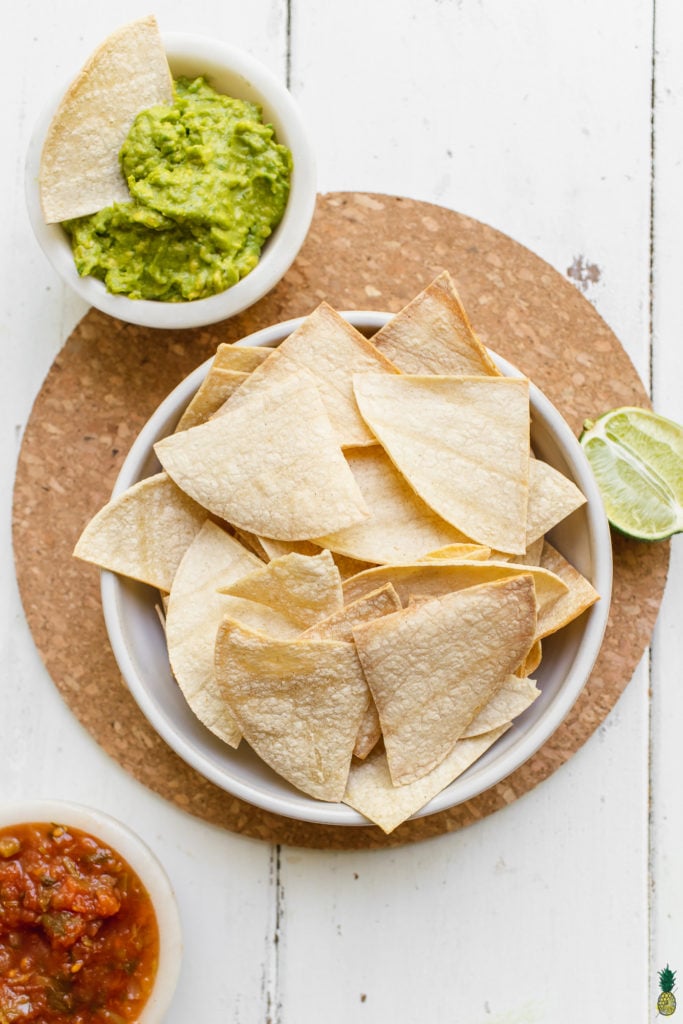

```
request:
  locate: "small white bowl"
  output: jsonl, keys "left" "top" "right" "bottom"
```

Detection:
{"left": 101, "top": 312, "right": 613, "bottom": 827}
{"left": 25, "top": 33, "right": 316, "bottom": 329}
{"left": 0, "top": 799, "right": 182, "bottom": 1022}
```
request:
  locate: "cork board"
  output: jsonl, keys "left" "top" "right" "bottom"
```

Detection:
{"left": 13, "top": 193, "right": 670, "bottom": 850}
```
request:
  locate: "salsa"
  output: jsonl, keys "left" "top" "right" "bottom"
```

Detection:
{"left": 64, "top": 76, "right": 293, "bottom": 302}
{"left": 0, "top": 822, "right": 159, "bottom": 1023}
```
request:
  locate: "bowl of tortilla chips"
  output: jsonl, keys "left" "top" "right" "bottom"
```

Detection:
{"left": 25, "top": 17, "right": 316, "bottom": 329}
{"left": 76, "top": 273, "right": 612, "bottom": 833}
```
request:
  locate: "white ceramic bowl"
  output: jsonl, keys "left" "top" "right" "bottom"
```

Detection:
{"left": 25, "top": 33, "right": 316, "bottom": 329}
{"left": 0, "top": 799, "right": 182, "bottom": 1021}
{"left": 101, "top": 312, "right": 613, "bottom": 826}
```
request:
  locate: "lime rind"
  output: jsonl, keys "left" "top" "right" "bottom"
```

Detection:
{"left": 580, "top": 406, "right": 683, "bottom": 542}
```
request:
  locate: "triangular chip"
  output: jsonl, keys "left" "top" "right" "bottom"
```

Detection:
{"left": 353, "top": 373, "right": 530, "bottom": 553}
{"left": 352, "top": 575, "right": 537, "bottom": 785}
{"left": 230, "top": 527, "right": 270, "bottom": 561}
{"left": 219, "top": 550, "right": 343, "bottom": 630}
{"left": 526, "top": 458, "right": 587, "bottom": 545}
{"left": 313, "top": 446, "right": 487, "bottom": 564}
{"left": 461, "top": 676, "right": 540, "bottom": 737}
{"left": 165, "top": 521, "right": 266, "bottom": 748}
{"left": 215, "top": 303, "right": 400, "bottom": 447}
{"left": 73, "top": 471, "right": 206, "bottom": 591}
{"left": 370, "top": 271, "right": 500, "bottom": 376}
{"left": 214, "top": 618, "right": 370, "bottom": 801}
{"left": 514, "top": 638, "right": 543, "bottom": 677}
{"left": 257, "top": 537, "right": 321, "bottom": 560}
{"left": 496, "top": 535, "right": 545, "bottom": 567}
{"left": 344, "top": 726, "right": 509, "bottom": 833}
{"left": 351, "top": 704, "right": 383, "bottom": 762}
{"left": 212, "top": 343, "right": 274, "bottom": 373}
{"left": 39, "top": 16, "right": 173, "bottom": 222}
{"left": 256, "top": 537, "right": 375, "bottom": 579}
{"left": 176, "top": 369, "right": 250, "bottom": 431}
{"left": 155, "top": 372, "right": 370, "bottom": 540}
{"left": 301, "top": 582, "right": 402, "bottom": 642}
{"left": 537, "top": 541, "right": 601, "bottom": 638}
{"left": 421, "top": 542, "right": 491, "bottom": 560}
{"left": 342, "top": 559, "right": 567, "bottom": 642}
{"left": 302, "top": 582, "right": 403, "bottom": 760}
{"left": 176, "top": 344, "right": 276, "bottom": 431}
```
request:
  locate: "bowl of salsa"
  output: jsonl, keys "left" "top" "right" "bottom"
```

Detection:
{"left": 0, "top": 800, "right": 181, "bottom": 1023}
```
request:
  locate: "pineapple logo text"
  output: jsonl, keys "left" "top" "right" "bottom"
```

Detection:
{"left": 658, "top": 965, "right": 677, "bottom": 1016}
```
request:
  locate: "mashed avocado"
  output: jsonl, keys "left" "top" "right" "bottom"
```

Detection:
{"left": 64, "top": 77, "right": 292, "bottom": 301}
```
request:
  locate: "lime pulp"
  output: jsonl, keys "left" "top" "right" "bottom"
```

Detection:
{"left": 579, "top": 406, "right": 683, "bottom": 541}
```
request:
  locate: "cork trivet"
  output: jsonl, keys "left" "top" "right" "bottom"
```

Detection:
{"left": 13, "top": 193, "right": 669, "bottom": 849}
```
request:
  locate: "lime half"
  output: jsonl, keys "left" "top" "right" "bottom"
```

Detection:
{"left": 580, "top": 406, "right": 683, "bottom": 541}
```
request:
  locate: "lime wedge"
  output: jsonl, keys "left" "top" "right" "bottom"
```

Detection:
{"left": 580, "top": 406, "right": 683, "bottom": 541}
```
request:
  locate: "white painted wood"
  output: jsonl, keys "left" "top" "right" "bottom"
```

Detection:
{"left": 1, "top": 1, "right": 678, "bottom": 1021}
{"left": 291, "top": 0, "right": 653, "bottom": 375}
{"left": 649, "top": 0, "right": 683, "bottom": 1015}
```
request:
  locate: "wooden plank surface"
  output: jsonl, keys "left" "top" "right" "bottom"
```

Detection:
{"left": 649, "top": 0, "right": 683, "bottom": 1013}
{"left": 1, "top": 1, "right": 678, "bottom": 1021}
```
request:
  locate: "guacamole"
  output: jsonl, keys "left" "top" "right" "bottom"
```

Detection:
{"left": 64, "top": 77, "right": 292, "bottom": 301}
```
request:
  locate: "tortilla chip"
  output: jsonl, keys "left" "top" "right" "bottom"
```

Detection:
{"left": 352, "top": 575, "right": 537, "bottom": 785}
{"left": 230, "top": 527, "right": 270, "bottom": 561}
{"left": 255, "top": 537, "right": 376, "bottom": 580}
{"left": 302, "top": 582, "right": 403, "bottom": 760}
{"left": 537, "top": 541, "right": 601, "bottom": 637}
{"left": 176, "top": 344, "right": 276, "bottom": 431}
{"left": 421, "top": 542, "right": 492, "bottom": 560}
{"left": 218, "top": 550, "right": 344, "bottom": 630}
{"left": 514, "top": 638, "right": 543, "bottom": 677}
{"left": 213, "top": 344, "right": 274, "bottom": 372}
{"left": 353, "top": 373, "right": 530, "bottom": 554}
{"left": 369, "top": 271, "right": 500, "bottom": 377}
{"left": 301, "top": 583, "right": 402, "bottom": 642}
{"left": 526, "top": 458, "right": 587, "bottom": 544}
{"left": 176, "top": 369, "right": 250, "bottom": 431}
{"left": 214, "top": 618, "right": 370, "bottom": 802}
{"left": 215, "top": 303, "right": 400, "bottom": 447}
{"left": 165, "top": 521, "right": 266, "bottom": 747}
{"left": 352, "top": 705, "right": 382, "bottom": 762}
{"left": 39, "top": 16, "right": 173, "bottom": 222}
{"left": 73, "top": 471, "right": 206, "bottom": 591}
{"left": 344, "top": 727, "right": 509, "bottom": 833}
{"left": 155, "top": 371, "right": 370, "bottom": 540}
{"left": 332, "top": 552, "right": 378, "bottom": 579}
{"left": 313, "top": 446, "right": 488, "bottom": 564}
{"left": 342, "top": 559, "right": 567, "bottom": 642}
{"left": 497, "top": 535, "right": 545, "bottom": 567}
{"left": 461, "top": 676, "right": 540, "bottom": 737}
{"left": 257, "top": 537, "right": 321, "bottom": 560}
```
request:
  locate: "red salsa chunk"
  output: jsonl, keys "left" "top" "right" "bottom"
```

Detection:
{"left": 0, "top": 821, "right": 159, "bottom": 1023}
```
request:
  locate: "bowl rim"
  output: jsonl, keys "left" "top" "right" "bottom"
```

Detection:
{"left": 101, "top": 310, "right": 613, "bottom": 826}
{"left": 24, "top": 31, "right": 317, "bottom": 330}
{"left": 0, "top": 799, "right": 182, "bottom": 1022}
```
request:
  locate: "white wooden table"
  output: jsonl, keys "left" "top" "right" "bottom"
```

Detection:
{"left": 3, "top": 2, "right": 681, "bottom": 1020}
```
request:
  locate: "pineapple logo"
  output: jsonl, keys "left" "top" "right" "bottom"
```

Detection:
{"left": 658, "top": 965, "right": 677, "bottom": 1016}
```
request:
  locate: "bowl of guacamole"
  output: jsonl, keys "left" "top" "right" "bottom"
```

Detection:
{"left": 27, "top": 30, "right": 317, "bottom": 329}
